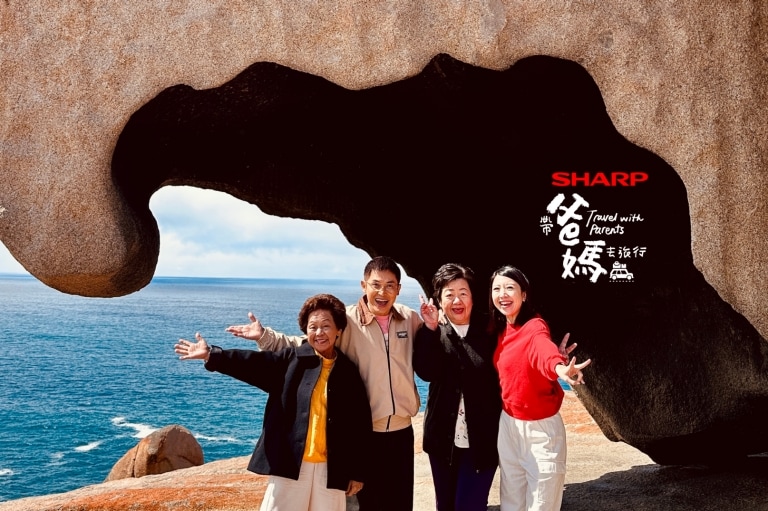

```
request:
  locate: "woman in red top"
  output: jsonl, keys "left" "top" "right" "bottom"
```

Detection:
{"left": 489, "top": 265, "right": 590, "bottom": 511}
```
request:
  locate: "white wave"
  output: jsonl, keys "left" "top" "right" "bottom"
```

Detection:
{"left": 74, "top": 441, "right": 102, "bottom": 452}
{"left": 111, "top": 416, "right": 158, "bottom": 439}
{"left": 46, "top": 452, "right": 65, "bottom": 466}
{"left": 0, "top": 468, "right": 14, "bottom": 476}
{"left": 194, "top": 433, "right": 239, "bottom": 443}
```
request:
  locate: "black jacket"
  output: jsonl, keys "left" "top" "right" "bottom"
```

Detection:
{"left": 413, "top": 320, "right": 501, "bottom": 471}
{"left": 205, "top": 342, "right": 372, "bottom": 490}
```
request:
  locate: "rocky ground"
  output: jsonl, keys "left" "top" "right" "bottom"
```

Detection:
{"left": 2, "top": 392, "right": 766, "bottom": 511}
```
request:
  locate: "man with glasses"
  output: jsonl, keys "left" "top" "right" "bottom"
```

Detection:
{"left": 226, "top": 256, "right": 423, "bottom": 511}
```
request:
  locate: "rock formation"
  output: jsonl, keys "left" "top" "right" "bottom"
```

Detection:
{"left": 1, "top": 2, "right": 766, "bottom": 466}
{"left": 2, "top": 400, "right": 767, "bottom": 511}
{"left": 105, "top": 424, "right": 204, "bottom": 481}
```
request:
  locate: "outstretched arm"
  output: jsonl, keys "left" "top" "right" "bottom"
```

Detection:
{"left": 176, "top": 332, "right": 287, "bottom": 392}
{"left": 225, "top": 312, "right": 304, "bottom": 351}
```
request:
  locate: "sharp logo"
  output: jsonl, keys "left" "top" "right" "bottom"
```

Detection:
{"left": 551, "top": 172, "right": 649, "bottom": 187}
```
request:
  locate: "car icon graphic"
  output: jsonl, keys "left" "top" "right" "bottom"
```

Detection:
{"left": 609, "top": 268, "right": 634, "bottom": 281}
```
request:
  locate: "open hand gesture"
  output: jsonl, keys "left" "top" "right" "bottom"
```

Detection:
{"left": 175, "top": 332, "right": 210, "bottom": 361}
{"left": 225, "top": 312, "right": 265, "bottom": 341}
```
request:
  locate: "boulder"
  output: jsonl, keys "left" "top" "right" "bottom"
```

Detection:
{"left": 105, "top": 424, "right": 204, "bottom": 481}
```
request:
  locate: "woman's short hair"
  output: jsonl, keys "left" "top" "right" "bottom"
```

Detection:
{"left": 431, "top": 263, "right": 475, "bottom": 305}
{"left": 297, "top": 294, "right": 348, "bottom": 333}
{"left": 488, "top": 265, "right": 536, "bottom": 334}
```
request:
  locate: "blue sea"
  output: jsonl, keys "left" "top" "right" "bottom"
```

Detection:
{"left": 0, "top": 274, "right": 428, "bottom": 502}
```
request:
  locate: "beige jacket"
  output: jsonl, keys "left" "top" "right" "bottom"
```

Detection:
{"left": 257, "top": 297, "right": 423, "bottom": 432}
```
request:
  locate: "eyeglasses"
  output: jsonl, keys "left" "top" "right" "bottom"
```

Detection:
{"left": 365, "top": 281, "right": 399, "bottom": 293}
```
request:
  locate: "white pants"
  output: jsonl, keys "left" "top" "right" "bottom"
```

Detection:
{"left": 259, "top": 461, "right": 345, "bottom": 511}
{"left": 498, "top": 410, "right": 566, "bottom": 511}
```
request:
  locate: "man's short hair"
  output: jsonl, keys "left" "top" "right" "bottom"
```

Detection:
{"left": 363, "top": 256, "right": 402, "bottom": 282}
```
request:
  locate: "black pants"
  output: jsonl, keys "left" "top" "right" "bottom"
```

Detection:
{"left": 428, "top": 447, "right": 497, "bottom": 511}
{"left": 356, "top": 425, "right": 414, "bottom": 511}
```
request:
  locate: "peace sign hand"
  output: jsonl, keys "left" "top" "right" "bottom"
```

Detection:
{"left": 556, "top": 356, "right": 592, "bottom": 386}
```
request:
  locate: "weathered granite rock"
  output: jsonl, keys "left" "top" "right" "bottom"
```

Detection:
{"left": 2, "top": 399, "right": 767, "bottom": 511}
{"left": 0, "top": 456, "right": 266, "bottom": 511}
{"left": 1, "top": 1, "right": 766, "bottom": 467}
{"left": 104, "top": 424, "right": 204, "bottom": 481}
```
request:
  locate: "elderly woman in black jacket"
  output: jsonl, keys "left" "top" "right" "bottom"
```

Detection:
{"left": 415, "top": 263, "right": 502, "bottom": 511}
{"left": 175, "top": 293, "right": 371, "bottom": 511}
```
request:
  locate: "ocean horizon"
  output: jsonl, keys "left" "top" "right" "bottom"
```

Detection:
{"left": 0, "top": 274, "right": 428, "bottom": 502}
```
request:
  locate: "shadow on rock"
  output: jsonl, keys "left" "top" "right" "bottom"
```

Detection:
{"left": 557, "top": 455, "right": 768, "bottom": 510}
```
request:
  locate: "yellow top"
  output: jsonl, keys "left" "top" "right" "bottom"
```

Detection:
{"left": 303, "top": 354, "right": 335, "bottom": 462}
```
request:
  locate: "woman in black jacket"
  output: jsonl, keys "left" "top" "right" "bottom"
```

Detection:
{"left": 415, "top": 263, "right": 502, "bottom": 511}
{"left": 175, "top": 293, "right": 371, "bottom": 511}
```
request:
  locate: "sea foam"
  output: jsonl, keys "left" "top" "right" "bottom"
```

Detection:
{"left": 46, "top": 452, "right": 65, "bottom": 466}
{"left": 74, "top": 441, "right": 102, "bottom": 452}
{"left": 111, "top": 416, "right": 158, "bottom": 438}
{"left": 194, "top": 433, "right": 240, "bottom": 443}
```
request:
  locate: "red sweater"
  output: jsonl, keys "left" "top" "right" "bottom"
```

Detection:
{"left": 493, "top": 317, "right": 566, "bottom": 421}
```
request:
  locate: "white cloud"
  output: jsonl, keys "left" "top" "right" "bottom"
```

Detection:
{"left": 150, "top": 186, "right": 376, "bottom": 280}
{"left": 150, "top": 186, "right": 353, "bottom": 252}
{"left": 0, "top": 186, "right": 419, "bottom": 286}
{"left": 0, "top": 242, "right": 26, "bottom": 274}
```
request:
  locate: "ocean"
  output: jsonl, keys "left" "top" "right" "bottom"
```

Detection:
{"left": 0, "top": 274, "right": 428, "bottom": 502}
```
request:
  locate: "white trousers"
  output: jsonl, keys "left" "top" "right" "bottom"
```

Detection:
{"left": 497, "top": 410, "right": 566, "bottom": 511}
{"left": 259, "top": 461, "right": 345, "bottom": 511}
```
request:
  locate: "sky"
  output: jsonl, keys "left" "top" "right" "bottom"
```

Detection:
{"left": 0, "top": 186, "right": 420, "bottom": 286}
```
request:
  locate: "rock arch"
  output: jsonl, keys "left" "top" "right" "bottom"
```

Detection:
{"left": 110, "top": 54, "right": 768, "bottom": 464}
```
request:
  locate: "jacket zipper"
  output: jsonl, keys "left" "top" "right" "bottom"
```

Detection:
{"left": 385, "top": 316, "right": 395, "bottom": 432}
